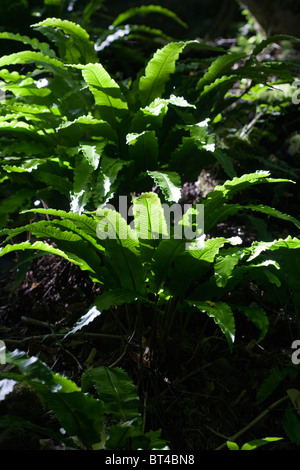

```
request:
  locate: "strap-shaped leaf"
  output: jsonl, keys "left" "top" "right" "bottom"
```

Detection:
{"left": 196, "top": 51, "right": 247, "bottom": 91}
{"left": 82, "top": 366, "right": 140, "bottom": 423}
{"left": 0, "top": 51, "right": 69, "bottom": 77}
{"left": 56, "top": 116, "right": 118, "bottom": 146}
{"left": 147, "top": 171, "right": 182, "bottom": 202}
{"left": 235, "top": 305, "right": 269, "bottom": 343}
{"left": 247, "top": 236, "right": 300, "bottom": 262}
{"left": 65, "top": 288, "right": 142, "bottom": 337}
{"left": 23, "top": 207, "right": 100, "bottom": 236}
{"left": 71, "top": 146, "right": 102, "bottom": 213}
{"left": 169, "top": 237, "right": 242, "bottom": 298}
{"left": 217, "top": 203, "right": 300, "bottom": 233}
{"left": 96, "top": 207, "right": 145, "bottom": 294}
{"left": 138, "top": 41, "right": 196, "bottom": 107}
{"left": 151, "top": 238, "right": 186, "bottom": 294}
{"left": 113, "top": 5, "right": 187, "bottom": 29}
{"left": 76, "top": 63, "right": 128, "bottom": 128}
{"left": 132, "top": 192, "right": 169, "bottom": 240}
{"left": 126, "top": 131, "right": 158, "bottom": 172}
{"left": 131, "top": 95, "right": 195, "bottom": 133}
{"left": 202, "top": 171, "right": 295, "bottom": 232}
{"left": 0, "top": 31, "right": 56, "bottom": 57}
{"left": 33, "top": 18, "right": 97, "bottom": 64}
{"left": 203, "top": 201, "right": 300, "bottom": 238}
{"left": 0, "top": 189, "right": 37, "bottom": 230}
{"left": 5, "top": 350, "right": 104, "bottom": 448}
{"left": 189, "top": 301, "right": 235, "bottom": 350}
{"left": 0, "top": 239, "right": 103, "bottom": 282}
{"left": 251, "top": 34, "right": 300, "bottom": 57}
{"left": 214, "top": 245, "right": 247, "bottom": 288}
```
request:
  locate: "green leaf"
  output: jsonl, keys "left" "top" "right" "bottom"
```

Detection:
{"left": 96, "top": 207, "right": 145, "bottom": 294}
{"left": 202, "top": 171, "right": 295, "bottom": 232}
{"left": 234, "top": 204, "right": 300, "bottom": 231}
{"left": 72, "top": 145, "right": 102, "bottom": 213}
{"left": 0, "top": 415, "right": 76, "bottom": 447}
{"left": 226, "top": 441, "right": 240, "bottom": 450}
{"left": 5, "top": 350, "right": 104, "bottom": 448}
{"left": 282, "top": 404, "right": 300, "bottom": 446}
{"left": 235, "top": 305, "right": 269, "bottom": 342}
{"left": 197, "top": 51, "right": 247, "bottom": 91}
{"left": 147, "top": 171, "right": 182, "bottom": 202}
{"left": 0, "top": 189, "right": 36, "bottom": 229}
{"left": 77, "top": 63, "right": 128, "bottom": 128}
{"left": 56, "top": 116, "right": 118, "bottom": 146}
{"left": 65, "top": 289, "right": 142, "bottom": 337}
{"left": 214, "top": 248, "right": 244, "bottom": 287}
{"left": 0, "top": 240, "right": 102, "bottom": 280}
{"left": 33, "top": 17, "right": 97, "bottom": 64}
{"left": 213, "top": 149, "right": 236, "bottom": 179}
{"left": 0, "top": 51, "right": 69, "bottom": 77}
{"left": 169, "top": 237, "right": 241, "bottom": 298}
{"left": 112, "top": 5, "right": 188, "bottom": 29}
{"left": 190, "top": 301, "right": 235, "bottom": 350}
{"left": 22, "top": 207, "right": 100, "bottom": 236}
{"left": 247, "top": 236, "right": 300, "bottom": 262}
{"left": 151, "top": 238, "right": 186, "bottom": 294}
{"left": 82, "top": 366, "right": 140, "bottom": 423}
{"left": 256, "top": 367, "right": 290, "bottom": 404}
{"left": 1, "top": 218, "right": 104, "bottom": 275}
{"left": 131, "top": 95, "right": 195, "bottom": 134}
{"left": 127, "top": 131, "right": 158, "bottom": 173}
{"left": 105, "top": 421, "right": 137, "bottom": 450}
{"left": 133, "top": 192, "right": 169, "bottom": 240}
{"left": 0, "top": 31, "right": 56, "bottom": 57}
{"left": 240, "top": 437, "right": 283, "bottom": 450}
{"left": 252, "top": 34, "right": 300, "bottom": 57}
{"left": 138, "top": 41, "right": 196, "bottom": 107}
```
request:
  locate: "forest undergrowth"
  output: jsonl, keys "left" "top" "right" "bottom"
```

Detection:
{"left": 0, "top": 1, "right": 300, "bottom": 451}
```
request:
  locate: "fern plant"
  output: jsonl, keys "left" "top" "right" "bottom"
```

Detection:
{"left": 174, "top": 33, "right": 300, "bottom": 196}
{"left": 1, "top": 171, "right": 299, "bottom": 351}
{"left": 0, "top": 14, "right": 220, "bottom": 228}
{"left": 1, "top": 11, "right": 298, "bottom": 229}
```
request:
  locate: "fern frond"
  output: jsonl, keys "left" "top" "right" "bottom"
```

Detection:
{"left": 0, "top": 31, "right": 56, "bottom": 57}
{"left": 0, "top": 51, "right": 68, "bottom": 77}
{"left": 132, "top": 192, "right": 169, "bottom": 240}
{"left": 33, "top": 18, "right": 97, "bottom": 64}
{"left": 73, "top": 64, "right": 128, "bottom": 128}
{"left": 22, "top": 208, "right": 100, "bottom": 236}
{"left": 112, "top": 5, "right": 188, "bottom": 29}
{"left": 126, "top": 131, "right": 158, "bottom": 172}
{"left": 0, "top": 240, "right": 99, "bottom": 277}
{"left": 189, "top": 300, "right": 235, "bottom": 350}
{"left": 197, "top": 51, "right": 247, "bottom": 91}
{"left": 202, "top": 171, "right": 295, "bottom": 232}
{"left": 96, "top": 207, "right": 145, "bottom": 294}
{"left": 147, "top": 171, "right": 182, "bottom": 202}
{"left": 138, "top": 41, "right": 197, "bottom": 107}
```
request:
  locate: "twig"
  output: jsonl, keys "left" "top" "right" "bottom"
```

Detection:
{"left": 240, "top": 111, "right": 264, "bottom": 138}
{"left": 3, "top": 332, "right": 123, "bottom": 345}
{"left": 21, "top": 316, "right": 54, "bottom": 330}
{"left": 215, "top": 395, "right": 289, "bottom": 450}
{"left": 108, "top": 330, "right": 135, "bottom": 368}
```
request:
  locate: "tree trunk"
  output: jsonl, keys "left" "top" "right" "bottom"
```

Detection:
{"left": 236, "top": 0, "right": 300, "bottom": 37}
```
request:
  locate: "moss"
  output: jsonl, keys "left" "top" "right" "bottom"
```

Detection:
{"left": 0, "top": 426, "right": 40, "bottom": 450}
{"left": 0, "top": 382, "right": 44, "bottom": 423}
